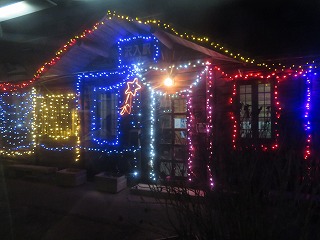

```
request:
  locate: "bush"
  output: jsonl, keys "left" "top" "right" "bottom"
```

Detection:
{"left": 151, "top": 150, "right": 320, "bottom": 240}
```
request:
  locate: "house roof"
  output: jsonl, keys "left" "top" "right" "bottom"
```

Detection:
{"left": 39, "top": 13, "right": 243, "bottom": 78}
{"left": 0, "top": 11, "right": 257, "bottom": 92}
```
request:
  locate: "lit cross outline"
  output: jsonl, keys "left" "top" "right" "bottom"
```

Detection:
{"left": 120, "top": 78, "right": 141, "bottom": 115}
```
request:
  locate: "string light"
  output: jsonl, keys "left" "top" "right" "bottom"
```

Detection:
{"left": 0, "top": 10, "right": 257, "bottom": 92}
{"left": 118, "top": 35, "right": 160, "bottom": 68}
{"left": 120, "top": 78, "right": 141, "bottom": 115}
{"left": 36, "top": 93, "right": 78, "bottom": 140}
{"left": 0, "top": 8, "right": 318, "bottom": 184}
{"left": 0, "top": 90, "right": 35, "bottom": 157}
{"left": 149, "top": 88, "right": 156, "bottom": 181}
{"left": 35, "top": 92, "right": 80, "bottom": 161}
{"left": 304, "top": 73, "right": 312, "bottom": 160}
{"left": 76, "top": 69, "right": 143, "bottom": 173}
{"left": 186, "top": 67, "right": 208, "bottom": 182}
{"left": 186, "top": 86, "right": 195, "bottom": 181}
{"left": 229, "top": 76, "right": 281, "bottom": 151}
{"left": 206, "top": 65, "right": 214, "bottom": 188}
{"left": 77, "top": 70, "right": 136, "bottom": 146}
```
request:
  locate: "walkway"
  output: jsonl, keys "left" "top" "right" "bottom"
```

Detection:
{"left": 0, "top": 167, "right": 175, "bottom": 240}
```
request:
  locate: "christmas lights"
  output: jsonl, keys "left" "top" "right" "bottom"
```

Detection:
{"left": 187, "top": 85, "right": 195, "bottom": 181}
{"left": 0, "top": 10, "right": 259, "bottom": 92}
{"left": 36, "top": 93, "right": 78, "bottom": 140}
{"left": 91, "top": 86, "right": 121, "bottom": 146}
{"left": 34, "top": 92, "right": 80, "bottom": 161}
{"left": 120, "top": 78, "right": 141, "bottom": 115}
{"left": 118, "top": 35, "right": 160, "bottom": 68}
{"left": 206, "top": 65, "right": 214, "bottom": 188}
{"left": 230, "top": 77, "right": 281, "bottom": 151}
{"left": 0, "top": 90, "right": 36, "bottom": 156}
{"left": 186, "top": 67, "right": 209, "bottom": 182}
{"left": 149, "top": 88, "right": 156, "bottom": 181}
{"left": 77, "top": 69, "right": 142, "bottom": 170}
{"left": 0, "top": 7, "right": 319, "bottom": 186}
{"left": 77, "top": 70, "right": 137, "bottom": 146}
{"left": 304, "top": 73, "right": 312, "bottom": 160}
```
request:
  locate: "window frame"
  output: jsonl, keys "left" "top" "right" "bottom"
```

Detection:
{"left": 157, "top": 95, "right": 188, "bottom": 178}
{"left": 90, "top": 88, "right": 120, "bottom": 145}
{"left": 236, "top": 79, "right": 275, "bottom": 145}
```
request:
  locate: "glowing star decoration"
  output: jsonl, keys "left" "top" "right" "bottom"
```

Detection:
{"left": 120, "top": 78, "right": 141, "bottom": 115}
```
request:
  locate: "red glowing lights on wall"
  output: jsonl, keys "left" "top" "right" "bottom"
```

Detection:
{"left": 120, "top": 78, "right": 141, "bottom": 115}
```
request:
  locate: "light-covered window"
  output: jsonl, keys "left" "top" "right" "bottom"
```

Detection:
{"left": 97, "top": 93, "right": 118, "bottom": 139}
{"left": 157, "top": 95, "right": 187, "bottom": 178}
{"left": 239, "top": 82, "right": 272, "bottom": 140}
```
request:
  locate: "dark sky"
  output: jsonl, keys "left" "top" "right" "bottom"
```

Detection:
{"left": 108, "top": 0, "right": 320, "bottom": 59}
{"left": 1, "top": 0, "right": 320, "bottom": 65}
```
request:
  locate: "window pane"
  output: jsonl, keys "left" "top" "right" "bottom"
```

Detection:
{"left": 159, "top": 97, "right": 172, "bottom": 113}
{"left": 174, "top": 162, "right": 187, "bottom": 176}
{"left": 97, "top": 92, "right": 118, "bottom": 140}
{"left": 159, "top": 115, "right": 171, "bottom": 128}
{"left": 174, "top": 116, "right": 187, "bottom": 128}
{"left": 160, "top": 161, "right": 172, "bottom": 176}
{"left": 159, "top": 162, "right": 187, "bottom": 177}
{"left": 159, "top": 145, "right": 172, "bottom": 160}
{"left": 258, "top": 83, "right": 271, "bottom": 139}
{"left": 174, "top": 146, "right": 188, "bottom": 161}
{"left": 160, "top": 130, "right": 172, "bottom": 144}
{"left": 239, "top": 85, "right": 252, "bottom": 138}
{"left": 174, "top": 130, "right": 187, "bottom": 144}
{"left": 174, "top": 99, "right": 186, "bottom": 113}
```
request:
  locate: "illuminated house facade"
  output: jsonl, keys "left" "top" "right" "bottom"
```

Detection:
{"left": 1, "top": 11, "right": 319, "bottom": 186}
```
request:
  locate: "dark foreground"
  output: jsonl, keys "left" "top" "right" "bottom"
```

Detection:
{"left": 0, "top": 173, "right": 175, "bottom": 240}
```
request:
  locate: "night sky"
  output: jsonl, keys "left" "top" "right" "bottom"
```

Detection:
{"left": 1, "top": 0, "right": 320, "bottom": 68}
{"left": 108, "top": 0, "right": 320, "bottom": 59}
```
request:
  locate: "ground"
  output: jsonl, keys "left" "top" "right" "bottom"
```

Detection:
{"left": 0, "top": 166, "right": 175, "bottom": 240}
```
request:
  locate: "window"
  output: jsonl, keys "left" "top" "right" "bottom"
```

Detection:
{"left": 93, "top": 92, "right": 118, "bottom": 142}
{"left": 239, "top": 81, "right": 273, "bottom": 141}
{"left": 258, "top": 83, "right": 272, "bottom": 138}
{"left": 157, "top": 95, "right": 188, "bottom": 178}
{"left": 239, "top": 85, "right": 252, "bottom": 138}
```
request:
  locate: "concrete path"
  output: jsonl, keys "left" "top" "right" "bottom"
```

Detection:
{"left": 0, "top": 172, "right": 176, "bottom": 240}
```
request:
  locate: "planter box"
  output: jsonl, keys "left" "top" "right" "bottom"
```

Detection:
{"left": 94, "top": 172, "right": 127, "bottom": 193}
{"left": 56, "top": 168, "right": 87, "bottom": 187}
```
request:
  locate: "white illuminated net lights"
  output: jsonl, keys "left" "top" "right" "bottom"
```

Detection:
{"left": 0, "top": 90, "right": 35, "bottom": 156}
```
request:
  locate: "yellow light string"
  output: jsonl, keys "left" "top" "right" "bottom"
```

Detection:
{"left": 36, "top": 93, "right": 78, "bottom": 140}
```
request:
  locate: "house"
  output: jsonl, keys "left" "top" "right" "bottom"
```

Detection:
{"left": 0, "top": 11, "right": 319, "bottom": 187}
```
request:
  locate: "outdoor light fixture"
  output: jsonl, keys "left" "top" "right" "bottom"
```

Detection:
{"left": 164, "top": 77, "right": 174, "bottom": 87}
{"left": 0, "top": 0, "right": 56, "bottom": 22}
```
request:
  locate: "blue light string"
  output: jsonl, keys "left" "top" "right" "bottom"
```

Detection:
{"left": 118, "top": 35, "right": 160, "bottom": 68}
{"left": 78, "top": 70, "right": 137, "bottom": 146}
{"left": 303, "top": 71, "right": 315, "bottom": 159}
